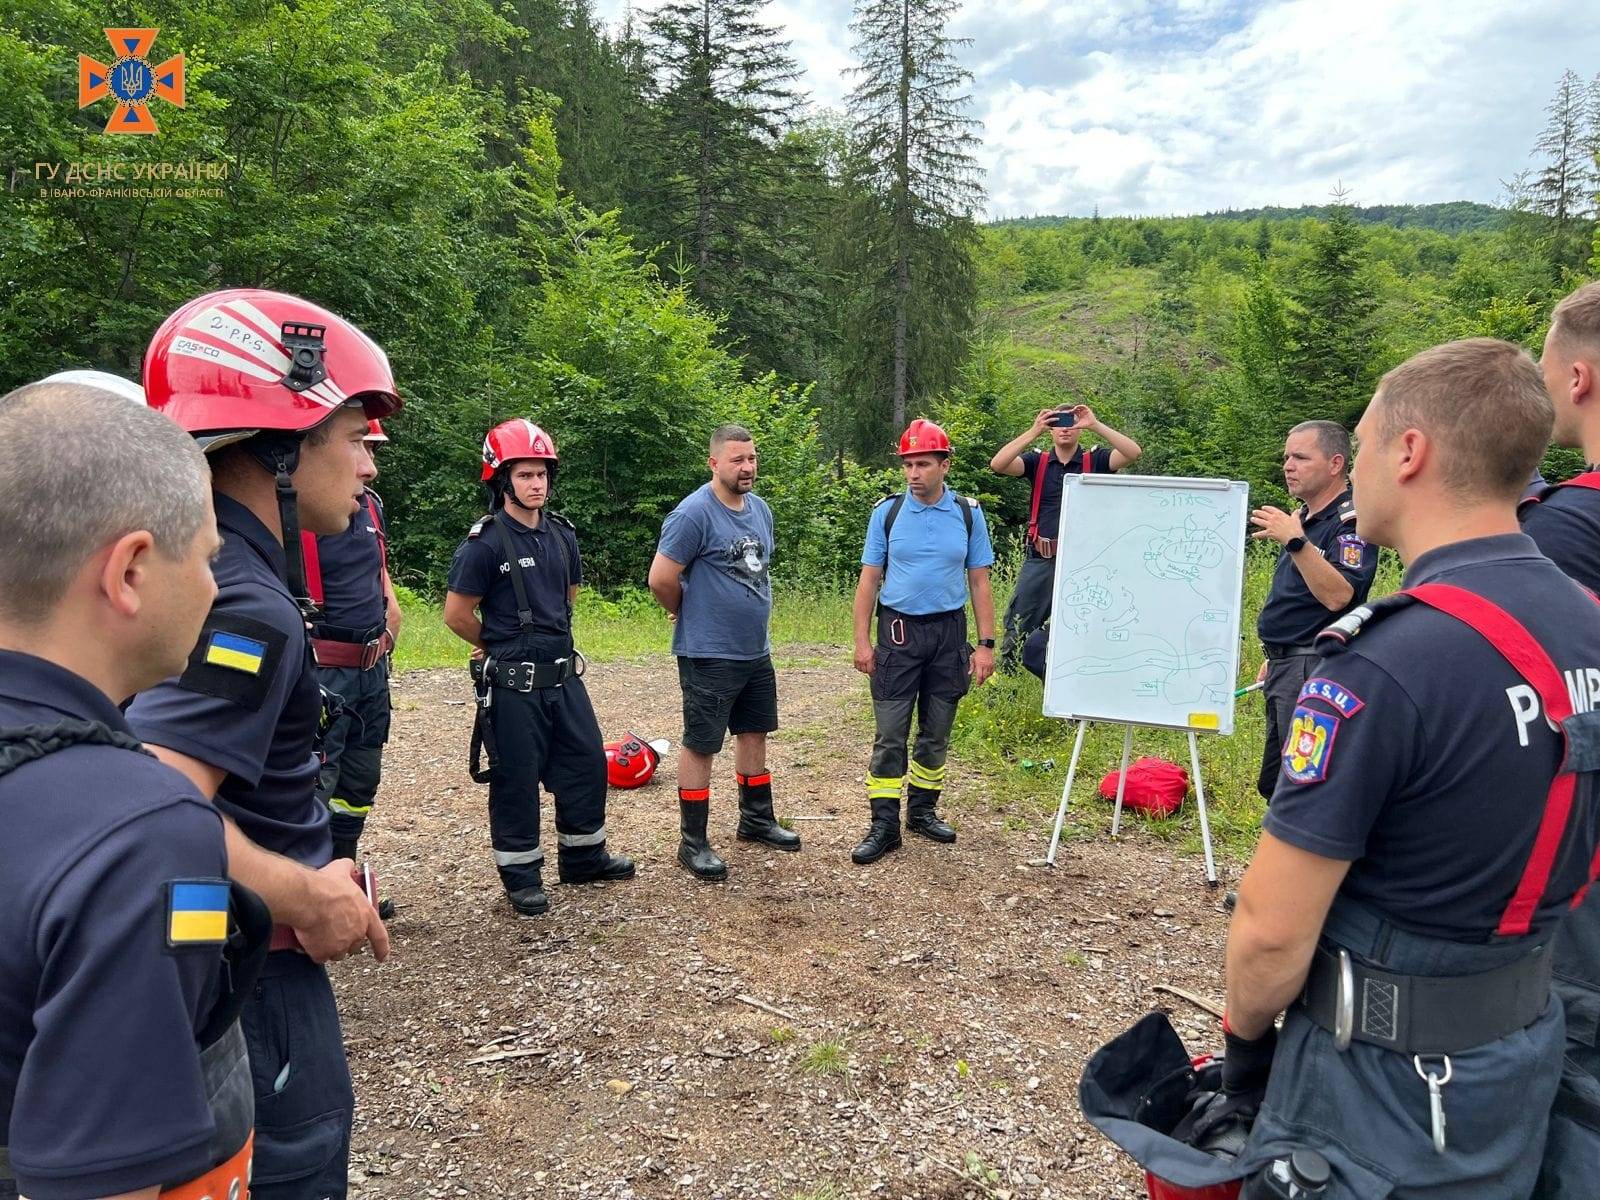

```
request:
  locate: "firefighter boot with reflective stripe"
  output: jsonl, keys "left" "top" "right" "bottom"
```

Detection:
{"left": 852, "top": 796, "right": 903, "bottom": 865}
{"left": 678, "top": 791, "right": 728, "bottom": 881}
{"left": 560, "top": 851, "right": 637, "bottom": 884}
{"left": 506, "top": 877, "right": 549, "bottom": 917}
{"left": 906, "top": 784, "right": 956, "bottom": 844}
{"left": 736, "top": 772, "right": 801, "bottom": 851}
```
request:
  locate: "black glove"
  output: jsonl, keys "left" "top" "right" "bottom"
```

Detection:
{"left": 1222, "top": 1023, "right": 1278, "bottom": 1096}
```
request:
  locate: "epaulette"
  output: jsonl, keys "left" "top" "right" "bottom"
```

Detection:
{"left": 547, "top": 511, "right": 575, "bottom": 531}
{"left": 467, "top": 513, "right": 494, "bottom": 539}
{"left": 1338, "top": 503, "right": 1357, "bottom": 524}
{"left": 1314, "top": 592, "right": 1416, "bottom": 656}
{"left": 962, "top": 495, "right": 981, "bottom": 509}
{"left": 875, "top": 495, "right": 898, "bottom": 507}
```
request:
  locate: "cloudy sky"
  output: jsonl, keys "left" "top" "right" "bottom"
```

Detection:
{"left": 590, "top": 0, "right": 1599, "bottom": 220}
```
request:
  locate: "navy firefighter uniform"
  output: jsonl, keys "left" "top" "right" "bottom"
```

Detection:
{"left": 1244, "top": 534, "right": 1600, "bottom": 1197}
{"left": 449, "top": 419, "right": 633, "bottom": 914}
{"left": 1520, "top": 469, "right": 1600, "bottom": 1198}
{"left": 128, "top": 493, "right": 357, "bottom": 1195}
{"left": 303, "top": 485, "right": 394, "bottom": 860}
{"left": 0, "top": 650, "right": 264, "bottom": 1200}
{"left": 1254, "top": 485, "right": 1378, "bottom": 798}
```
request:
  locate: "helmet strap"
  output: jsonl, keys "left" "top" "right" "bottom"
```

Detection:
{"left": 495, "top": 463, "right": 556, "bottom": 514}
{"left": 246, "top": 434, "right": 319, "bottom": 620}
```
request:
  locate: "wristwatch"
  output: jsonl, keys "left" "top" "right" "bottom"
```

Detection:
{"left": 977, "top": 638, "right": 996, "bottom": 649}
{"left": 1285, "top": 536, "right": 1307, "bottom": 553}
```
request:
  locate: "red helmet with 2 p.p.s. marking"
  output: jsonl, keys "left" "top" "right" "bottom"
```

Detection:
{"left": 143, "top": 289, "right": 401, "bottom": 450}
{"left": 605, "top": 732, "right": 668, "bottom": 789}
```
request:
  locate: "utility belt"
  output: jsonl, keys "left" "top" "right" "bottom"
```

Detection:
{"left": 1299, "top": 938, "right": 1553, "bottom": 1056}
{"left": 1262, "top": 641, "right": 1319, "bottom": 661}
{"left": 1029, "top": 535, "right": 1057, "bottom": 559}
{"left": 474, "top": 653, "right": 580, "bottom": 692}
{"left": 311, "top": 621, "right": 389, "bottom": 670}
{"left": 270, "top": 923, "right": 307, "bottom": 954}
{"left": 467, "top": 652, "right": 584, "bottom": 783}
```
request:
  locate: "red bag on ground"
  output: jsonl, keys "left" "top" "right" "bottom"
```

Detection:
{"left": 1098, "top": 757, "right": 1189, "bottom": 817}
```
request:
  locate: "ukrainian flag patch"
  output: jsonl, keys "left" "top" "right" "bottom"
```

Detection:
{"left": 204, "top": 630, "right": 267, "bottom": 674}
{"left": 166, "top": 879, "right": 231, "bottom": 947}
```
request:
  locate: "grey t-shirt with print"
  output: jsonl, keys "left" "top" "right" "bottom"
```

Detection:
{"left": 658, "top": 483, "right": 773, "bottom": 660}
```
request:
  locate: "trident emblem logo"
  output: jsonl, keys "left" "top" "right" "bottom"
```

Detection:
{"left": 78, "top": 28, "right": 185, "bottom": 135}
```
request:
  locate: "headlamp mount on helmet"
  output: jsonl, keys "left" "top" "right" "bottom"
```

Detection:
{"left": 279, "top": 322, "right": 328, "bottom": 392}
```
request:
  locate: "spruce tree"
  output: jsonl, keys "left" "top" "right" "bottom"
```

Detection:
{"left": 1532, "top": 69, "right": 1589, "bottom": 269}
{"left": 1286, "top": 196, "right": 1377, "bottom": 428}
{"left": 842, "top": 0, "right": 983, "bottom": 447}
{"left": 631, "top": 0, "right": 822, "bottom": 380}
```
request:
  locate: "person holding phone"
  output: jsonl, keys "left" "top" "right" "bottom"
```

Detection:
{"left": 989, "top": 403, "right": 1143, "bottom": 671}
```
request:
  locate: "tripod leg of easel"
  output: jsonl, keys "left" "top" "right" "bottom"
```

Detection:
{"left": 1189, "top": 730, "right": 1217, "bottom": 884}
{"left": 1046, "top": 719, "right": 1088, "bottom": 865}
{"left": 1110, "top": 724, "right": 1133, "bottom": 837}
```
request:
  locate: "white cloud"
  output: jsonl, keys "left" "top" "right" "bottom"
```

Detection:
{"left": 591, "top": 0, "right": 1600, "bottom": 218}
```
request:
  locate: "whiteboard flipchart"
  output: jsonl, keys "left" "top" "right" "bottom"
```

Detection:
{"left": 1040, "top": 474, "right": 1250, "bottom": 734}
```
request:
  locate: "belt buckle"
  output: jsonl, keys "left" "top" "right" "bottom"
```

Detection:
{"left": 1334, "top": 948, "right": 1354, "bottom": 1051}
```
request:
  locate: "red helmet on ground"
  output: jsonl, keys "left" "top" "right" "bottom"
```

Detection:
{"left": 481, "top": 419, "right": 558, "bottom": 481}
{"left": 144, "top": 289, "right": 401, "bottom": 451}
{"left": 898, "top": 417, "right": 951, "bottom": 457}
{"left": 604, "top": 732, "right": 668, "bottom": 789}
{"left": 365, "top": 419, "right": 388, "bottom": 442}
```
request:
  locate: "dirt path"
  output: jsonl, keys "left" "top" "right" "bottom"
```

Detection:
{"left": 336, "top": 650, "right": 1236, "bottom": 1199}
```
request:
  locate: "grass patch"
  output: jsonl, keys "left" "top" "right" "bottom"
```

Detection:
{"left": 792, "top": 1185, "right": 845, "bottom": 1200}
{"left": 392, "top": 583, "right": 856, "bottom": 672}
{"left": 798, "top": 1037, "right": 851, "bottom": 1079}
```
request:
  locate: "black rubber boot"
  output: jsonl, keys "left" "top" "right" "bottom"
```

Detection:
{"left": 560, "top": 851, "right": 637, "bottom": 884}
{"left": 905, "top": 785, "right": 956, "bottom": 844}
{"left": 331, "top": 835, "right": 360, "bottom": 862}
{"left": 678, "top": 798, "right": 728, "bottom": 881}
{"left": 852, "top": 797, "right": 902, "bottom": 865}
{"left": 736, "top": 774, "right": 801, "bottom": 852}
{"left": 506, "top": 878, "right": 549, "bottom": 917}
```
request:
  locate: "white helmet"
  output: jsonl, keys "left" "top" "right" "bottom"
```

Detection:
{"left": 43, "top": 369, "right": 147, "bottom": 406}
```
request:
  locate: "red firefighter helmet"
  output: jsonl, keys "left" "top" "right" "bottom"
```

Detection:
{"left": 605, "top": 732, "right": 668, "bottom": 789}
{"left": 898, "top": 417, "right": 951, "bottom": 457}
{"left": 481, "top": 419, "right": 558, "bottom": 481}
{"left": 365, "top": 418, "right": 389, "bottom": 442}
{"left": 144, "top": 289, "right": 401, "bottom": 451}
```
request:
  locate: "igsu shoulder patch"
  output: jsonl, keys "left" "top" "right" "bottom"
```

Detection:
{"left": 1282, "top": 705, "right": 1340, "bottom": 785}
{"left": 1336, "top": 532, "right": 1366, "bottom": 569}
{"left": 178, "top": 613, "right": 289, "bottom": 710}
{"left": 166, "top": 878, "right": 230, "bottom": 948}
{"left": 1298, "top": 677, "right": 1365, "bottom": 717}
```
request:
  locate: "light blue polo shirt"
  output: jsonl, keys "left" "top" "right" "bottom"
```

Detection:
{"left": 862, "top": 487, "right": 994, "bottom": 615}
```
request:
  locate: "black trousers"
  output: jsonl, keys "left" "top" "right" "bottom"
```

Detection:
{"left": 314, "top": 660, "right": 391, "bottom": 846}
{"left": 1257, "top": 652, "right": 1318, "bottom": 800}
{"left": 241, "top": 952, "right": 354, "bottom": 1199}
{"left": 484, "top": 672, "right": 609, "bottom": 888}
{"left": 868, "top": 607, "right": 971, "bottom": 806}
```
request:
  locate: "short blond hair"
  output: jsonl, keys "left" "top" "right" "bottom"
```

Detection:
{"left": 1373, "top": 338, "right": 1551, "bottom": 502}
{"left": 1550, "top": 281, "right": 1600, "bottom": 358}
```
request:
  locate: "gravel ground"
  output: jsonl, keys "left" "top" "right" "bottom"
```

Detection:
{"left": 335, "top": 651, "right": 1237, "bottom": 1199}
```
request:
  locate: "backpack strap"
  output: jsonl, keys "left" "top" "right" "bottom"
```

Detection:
{"left": 879, "top": 494, "right": 907, "bottom": 583}
{"left": 1405, "top": 582, "right": 1600, "bottom": 936}
{"left": 365, "top": 491, "right": 389, "bottom": 584}
{"left": 299, "top": 529, "right": 324, "bottom": 608}
{"left": 1080, "top": 447, "right": 1094, "bottom": 475}
{"left": 1521, "top": 470, "right": 1600, "bottom": 510}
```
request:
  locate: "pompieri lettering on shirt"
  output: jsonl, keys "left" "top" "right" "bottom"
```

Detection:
{"left": 1506, "top": 666, "right": 1600, "bottom": 746}
{"left": 498, "top": 556, "right": 536, "bottom": 572}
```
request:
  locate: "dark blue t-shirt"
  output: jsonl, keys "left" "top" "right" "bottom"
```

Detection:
{"left": 127, "top": 493, "right": 329, "bottom": 867}
{"left": 1264, "top": 534, "right": 1600, "bottom": 942}
{"left": 658, "top": 484, "right": 774, "bottom": 660}
{"left": 310, "top": 488, "right": 387, "bottom": 635}
{"left": 0, "top": 652, "right": 228, "bottom": 1197}
{"left": 447, "top": 509, "right": 582, "bottom": 653}
{"left": 1256, "top": 485, "right": 1380, "bottom": 646}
